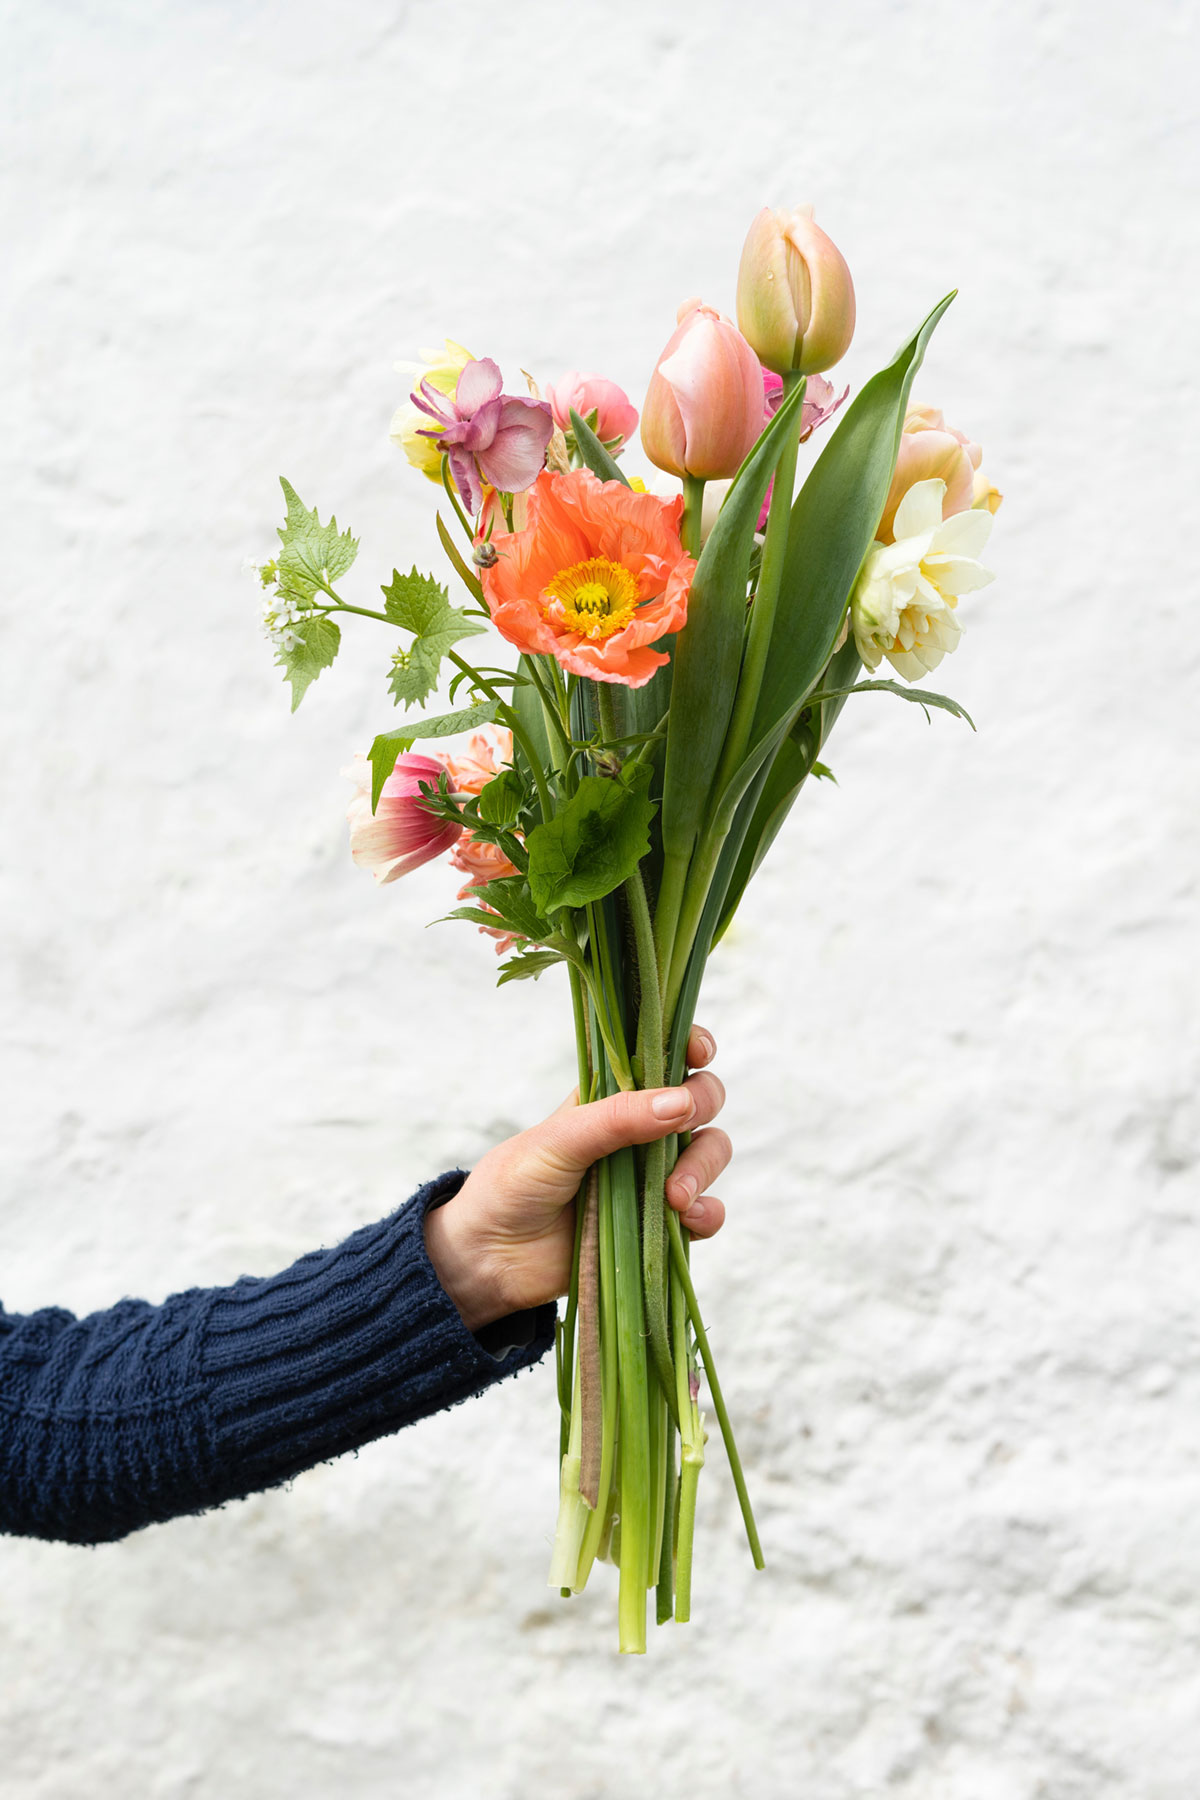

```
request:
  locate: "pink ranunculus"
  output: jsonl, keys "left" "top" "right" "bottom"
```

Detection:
{"left": 755, "top": 369, "right": 850, "bottom": 529}
{"left": 411, "top": 357, "right": 553, "bottom": 516}
{"left": 545, "top": 371, "right": 640, "bottom": 452}
{"left": 640, "top": 301, "right": 764, "bottom": 481}
{"left": 344, "top": 751, "right": 462, "bottom": 884}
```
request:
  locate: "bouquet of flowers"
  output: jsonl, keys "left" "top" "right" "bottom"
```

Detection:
{"left": 251, "top": 204, "right": 1000, "bottom": 1653}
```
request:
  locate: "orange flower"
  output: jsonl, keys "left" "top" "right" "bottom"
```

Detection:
{"left": 479, "top": 469, "right": 696, "bottom": 688}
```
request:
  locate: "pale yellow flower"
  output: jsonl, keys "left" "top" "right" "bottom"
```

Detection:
{"left": 389, "top": 338, "right": 474, "bottom": 482}
{"left": 851, "top": 478, "right": 995, "bottom": 681}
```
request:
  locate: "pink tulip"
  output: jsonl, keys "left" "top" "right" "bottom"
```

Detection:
{"left": 736, "top": 205, "right": 856, "bottom": 376}
{"left": 640, "top": 301, "right": 764, "bottom": 480}
{"left": 545, "top": 371, "right": 639, "bottom": 452}
{"left": 344, "top": 751, "right": 462, "bottom": 884}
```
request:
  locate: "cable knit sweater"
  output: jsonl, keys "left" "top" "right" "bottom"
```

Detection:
{"left": 0, "top": 1171, "right": 556, "bottom": 1545}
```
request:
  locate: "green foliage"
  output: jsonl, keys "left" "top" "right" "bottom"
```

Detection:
{"left": 496, "top": 948, "right": 568, "bottom": 986}
{"left": 526, "top": 762, "right": 656, "bottom": 914}
{"left": 367, "top": 700, "right": 501, "bottom": 809}
{"left": 568, "top": 409, "right": 630, "bottom": 487}
{"left": 275, "top": 478, "right": 358, "bottom": 602}
{"left": 478, "top": 768, "right": 525, "bottom": 826}
{"left": 445, "top": 875, "right": 557, "bottom": 945}
{"left": 806, "top": 678, "right": 976, "bottom": 730}
{"left": 714, "top": 294, "right": 956, "bottom": 828}
{"left": 279, "top": 615, "right": 341, "bottom": 711}
{"left": 382, "top": 566, "right": 487, "bottom": 710}
{"left": 658, "top": 379, "right": 810, "bottom": 865}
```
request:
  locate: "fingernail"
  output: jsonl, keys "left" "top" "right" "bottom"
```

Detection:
{"left": 652, "top": 1088, "right": 694, "bottom": 1120}
{"left": 683, "top": 1200, "right": 706, "bottom": 1226}
{"left": 696, "top": 1030, "right": 716, "bottom": 1060}
{"left": 672, "top": 1174, "right": 698, "bottom": 1203}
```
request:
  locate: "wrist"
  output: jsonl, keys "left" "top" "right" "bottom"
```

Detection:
{"left": 423, "top": 1196, "right": 498, "bottom": 1333}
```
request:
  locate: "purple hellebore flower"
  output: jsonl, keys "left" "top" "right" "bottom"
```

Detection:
{"left": 411, "top": 357, "right": 554, "bottom": 516}
{"left": 757, "top": 368, "right": 850, "bottom": 530}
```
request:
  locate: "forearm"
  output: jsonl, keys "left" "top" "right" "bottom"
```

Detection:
{"left": 0, "top": 1173, "right": 555, "bottom": 1546}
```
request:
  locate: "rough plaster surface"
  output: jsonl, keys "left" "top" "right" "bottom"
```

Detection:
{"left": 2, "top": 1, "right": 1198, "bottom": 1794}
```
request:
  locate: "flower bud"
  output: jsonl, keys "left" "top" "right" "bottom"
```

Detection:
{"left": 640, "top": 301, "right": 764, "bottom": 480}
{"left": 545, "top": 371, "right": 639, "bottom": 452}
{"left": 736, "top": 206, "right": 856, "bottom": 376}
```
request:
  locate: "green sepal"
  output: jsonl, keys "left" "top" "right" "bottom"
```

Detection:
{"left": 526, "top": 761, "right": 656, "bottom": 914}
{"left": 279, "top": 615, "right": 341, "bottom": 711}
{"left": 569, "top": 409, "right": 630, "bottom": 487}
{"left": 367, "top": 700, "right": 501, "bottom": 809}
{"left": 275, "top": 478, "right": 358, "bottom": 602}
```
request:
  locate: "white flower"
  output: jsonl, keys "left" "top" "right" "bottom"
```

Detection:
{"left": 851, "top": 478, "right": 995, "bottom": 681}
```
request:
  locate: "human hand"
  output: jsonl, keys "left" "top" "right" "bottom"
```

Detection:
{"left": 423, "top": 1025, "right": 731, "bottom": 1332}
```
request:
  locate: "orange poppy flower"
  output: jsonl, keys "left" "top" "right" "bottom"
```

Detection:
{"left": 479, "top": 469, "right": 696, "bottom": 687}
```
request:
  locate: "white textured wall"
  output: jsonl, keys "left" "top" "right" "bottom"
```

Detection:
{"left": 2, "top": 1, "right": 1197, "bottom": 1793}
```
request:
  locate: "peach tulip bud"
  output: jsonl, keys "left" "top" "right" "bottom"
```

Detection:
{"left": 344, "top": 751, "right": 462, "bottom": 884}
{"left": 736, "top": 205, "right": 856, "bottom": 377}
{"left": 640, "top": 301, "right": 764, "bottom": 480}
{"left": 876, "top": 427, "right": 976, "bottom": 545}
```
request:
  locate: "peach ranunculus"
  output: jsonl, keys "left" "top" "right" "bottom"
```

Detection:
{"left": 479, "top": 468, "right": 696, "bottom": 688}
{"left": 876, "top": 404, "right": 999, "bottom": 545}
{"left": 344, "top": 751, "right": 462, "bottom": 884}
{"left": 442, "top": 726, "right": 523, "bottom": 954}
{"left": 441, "top": 725, "right": 515, "bottom": 797}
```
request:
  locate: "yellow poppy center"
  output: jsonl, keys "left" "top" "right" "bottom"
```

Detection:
{"left": 543, "top": 557, "right": 640, "bottom": 641}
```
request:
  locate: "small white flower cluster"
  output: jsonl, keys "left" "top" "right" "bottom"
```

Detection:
{"left": 245, "top": 557, "right": 305, "bottom": 654}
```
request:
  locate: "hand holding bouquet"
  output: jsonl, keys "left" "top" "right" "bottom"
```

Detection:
{"left": 252, "top": 203, "right": 1000, "bottom": 1652}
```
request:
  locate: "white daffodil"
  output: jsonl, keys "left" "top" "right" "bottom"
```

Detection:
{"left": 851, "top": 477, "right": 995, "bottom": 681}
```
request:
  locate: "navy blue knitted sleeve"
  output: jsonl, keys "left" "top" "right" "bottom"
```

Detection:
{"left": 0, "top": 1172, "right": 556, "bottom": 1545}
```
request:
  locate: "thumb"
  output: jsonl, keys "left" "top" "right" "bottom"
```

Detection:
{"left": 538, "top": 1084, "right": 698, "bottom": 1176}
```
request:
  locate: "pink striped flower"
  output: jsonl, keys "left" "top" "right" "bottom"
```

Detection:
{"left": 344, "top": 752, "right": 462, "bottom": 884}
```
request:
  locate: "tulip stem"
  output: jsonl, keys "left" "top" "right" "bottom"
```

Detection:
{"left": 680, "top": 475, "right": 706, "bottom": 559}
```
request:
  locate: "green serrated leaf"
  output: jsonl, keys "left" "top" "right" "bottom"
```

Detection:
{"left": 807, "top": 678, "right": 976, "bottom": 730}
{"left": 478, "top": 768, "right": 524, "bottom": 826}
{"left": 497, "top": 949, "right": 567, "bottom": 986}
{"left": 526, "top": 761, "right": 655, "bottom": 913}
{"left": 367, "top": 700, "right": 501, "bottom": 809}
{"left": 811, "top": 761, "right": 837, "bottom": 782}
{"left": 381, "top": 566, "right": 487, "bottom": 711}
{"left": 276, "top": 478, "right": 358, "bottom": 602}
{"left": 278, "top": 615, "right": 341, "bottom": 711}
{"left": 467, "top": 876, "right": 555, "bottom": 943}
